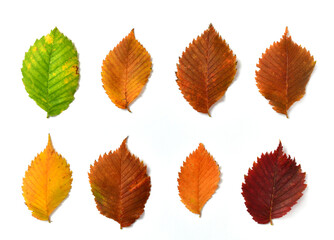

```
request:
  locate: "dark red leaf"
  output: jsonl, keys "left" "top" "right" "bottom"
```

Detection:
{"left": 242, "top": 142, "right": 306, "bottom": 224}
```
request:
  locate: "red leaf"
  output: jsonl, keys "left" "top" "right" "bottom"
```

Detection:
{"left": 242, "top": 142, "right": 306, "bottom": 224}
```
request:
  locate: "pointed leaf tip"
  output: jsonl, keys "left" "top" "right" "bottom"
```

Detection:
{"left": 121, "top": 137, "right": 129, "bottom": 148}
{"left": 284, "top": 26, "right": 289, "bottom": 36}
{"left": 278, "top": 140, "right": 282, "bottom": 148}
{"left": 276, "top": 141, "right": 283, "bottom": 155}
{"left": 52, "top": 27, "right": 60, "bottom": 33}
{"left": 130, "top": 28, "right": 135, "bottom": 35}
{"left": 47, "top": 134, "right": 52, "bottom": 147}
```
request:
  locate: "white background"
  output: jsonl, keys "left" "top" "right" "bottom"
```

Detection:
{"left": 0, "top": 0, "right": 332, "bottom": 239}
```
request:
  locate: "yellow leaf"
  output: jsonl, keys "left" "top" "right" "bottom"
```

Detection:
{"left": 22, "top": 134, "right": 72, "bottom": 222}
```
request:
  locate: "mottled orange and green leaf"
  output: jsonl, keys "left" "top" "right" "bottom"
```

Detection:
{"left": 22, "top": 134, "right": 72, "bottom": 222}
{"left": 101, "top": 29, "right": 152, "bottom": 111}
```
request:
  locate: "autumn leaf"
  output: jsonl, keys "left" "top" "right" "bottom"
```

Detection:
{"left": 176, "top": 24, "right": 237, "bottom": 116}
{"left": 178, "top": 143, "right": 220, "bottom": 216}
{"left": 22, "top": 27, "right": 79, "bottom": 117}
{"left": 242, "top": 141, "right": 306, "bottom": 224}
{"left": 22, "top": 134, "right": 72, "bottom": 222}
{"left": 101, "top": 29, "right": 152, "bottom": 112}
{"left": 256, "top": 27, "right": 316, "bottom": 117}
{"left": 89, "top": 138, "right": 151, "bottom": 228}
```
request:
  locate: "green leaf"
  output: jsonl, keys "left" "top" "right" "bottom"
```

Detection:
{"left": 22, "top": 27, "right": 79, "bottom": 117}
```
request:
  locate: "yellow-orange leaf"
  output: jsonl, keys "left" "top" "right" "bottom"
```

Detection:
{"left": 22, "top": 134, "right": 72, "bottom": 222}
{"left": 178, "top": 143, "right": 220, "bottom": 216}
{"left": 89, "top": 138, "right": 151, "bottom": 228}
{"left": 101, "top": 29, "right": 152, "bottom": 111}
{"left": 256, "top": 27, "right": 316, "bottom": 117}
{"left": 176, "top": 24, "right": 237, "bottom": 116}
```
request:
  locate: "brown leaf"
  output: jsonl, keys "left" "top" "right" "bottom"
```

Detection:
{"left": 176, "top": 24, "right": 237, "bottom": 116}
{"left": 88, "top": 138, "right": 151, "bottom": 228}
{"left": 256, "top": 27, "right": 316, "bottom": 117}
{"left": 242, "top": 141, "right": 307, "bottom": 224}
{"left": 178, "top": 143, "right": 220, "bottom": 216}
{"left": 101, "top": 29, "right": 152, "bottom": 112}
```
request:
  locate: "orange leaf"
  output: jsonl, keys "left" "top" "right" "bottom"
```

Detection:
{"left": 22, "top": 134, "right": 72, "bottom": 222}
{"left": 176, "top": 24, "right": 237, "bottom": 116}
{"left": 89, "top": 138, "right": 151, "bottom": 228}
{"left": 101, "top": 29, "right": 152, "bottom": 112}
{"left": 178, "top": 143, "right": 220, "bottom": 216}
{"left": 256, "top": 27, "right": 316, "bottom": 117}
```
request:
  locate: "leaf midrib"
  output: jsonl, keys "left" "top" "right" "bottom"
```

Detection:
{"left": 284, "top": 35, "right": 289, "bottom": 116}
{"left": 46, "top": 31, "right": 56, "bottom": 118}
{"left": 269, "top": 155, "right": 279, "bottom": 225}
{"left": 45, "top": 148, "right": 51, "bottom": 221}
{"left": 204, "top": 30, "right": 210, "bottom": 114}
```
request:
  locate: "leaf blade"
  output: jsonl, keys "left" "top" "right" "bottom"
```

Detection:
{"left": 22, "top": 134, "right": 72, "bottom": 221}
{"left": 176, "top": 24, "right": 237, "bottom": 115}
{"left": 101, "top": 29, "right": 152, "bottom": 111}
{"left": 242, "top": 142, "right": 306, "bottom": 224}
{"left": 22, "top": 27, "right": 79, "bottom": 117}
{"left": 178, "top": 143, "right": 220, "bottom": 215}
{"left": 256, "top": 27, "right": 316, "bottom": 117}
{"left": 89, "top": 138, "right": 151, "bottom": 228}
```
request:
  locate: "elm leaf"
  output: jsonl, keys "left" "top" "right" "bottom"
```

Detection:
{"left": 101, "top": 29, "right": 152, "bottom": 112}
{"left": 22, "top": 134, "right": 72, "bottom": 222}
{"left": 256, "top": 27, "right": 316, "bottom": 117}
{"left": 89, "top": 138, "right": 151, "bottom": 228}
{"left": 178, "top": 143, "right": 220, "bottom": 216}
{"left": 22, "top": 27, "right": 79, "bottom": 117}
{"left": 242, "top": 141, "right": 307, "bottom": 224}
{"left": 176, "top": 24, "right": 237, "bottom": 116}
